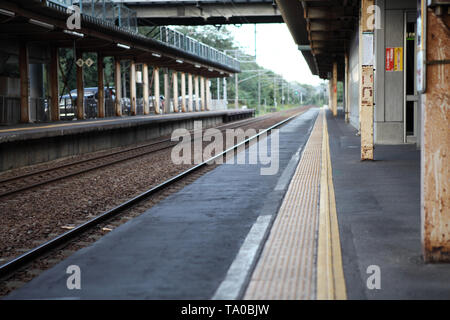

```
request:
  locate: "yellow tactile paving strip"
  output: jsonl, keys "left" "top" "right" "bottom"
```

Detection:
{"left": 244, "top": 111, "right": 324, "bottom": 300}
{"left": 316, "top": 110, "right": 347, "bottom": 300}
{"left": 243, "top": 109, "right": 347, "bottom": 300}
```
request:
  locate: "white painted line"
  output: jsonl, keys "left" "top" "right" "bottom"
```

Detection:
{"left": 212, "top": 215, "right": 272, "bottom": 300}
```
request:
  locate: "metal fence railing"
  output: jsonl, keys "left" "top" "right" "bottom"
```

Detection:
{"left": 0, "top": 96, "right": 20, "bottom": 125}
{"left": 148, "top": 27, "right": 240, "bottom": 70}
{"left": 48, "top": 0, "right": 137, "bottom": 33}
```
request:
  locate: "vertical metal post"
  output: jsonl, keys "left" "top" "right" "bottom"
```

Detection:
{"left": 332, "top": 61, "right": 338, "bottom": 117}
{"left": 130, "top": 59, "right": 136, "bottom": 115}
{"left": 200, "top": 76, "right": 206, "bottom": 111}
{"left": 154, "top": 67, "right": 160, "bottom": 114}
{"left": 19, "top": 42, "right": 30, "bottom": 123}
{"left": 223, "top": 77, "right": 227, "bottom": 102}
{"left": 76, "top": 49, "right": 84, "bottom": 120}
{"left": 206, "top": 78, "right": 211, "bottom": 111}
{"left": 217, "top": 78, "right": 220, "bottom": 101}
{"left": 172, "top": 71, "right": 178, "bottom": 112}
{"left": 194, "top": 75, "right": 199, "bottom": 111}
{"left": 143, "top": 63, "right": 149, "bottom": 115}
{"left": 188, "top": 73, "right": 193, "bottom": 112}
{"left": 345, "top": 52, "right": 349, "bottom": 123}
{"left": 97, "top": 53, "right": 105, "bottom": 118}
{"left": 114, "top": 57, "right": 122, "bottom": 116}
{"left": 235, "top": 73, "right": 238, "bottom": 109}
{"left": 360, "top": 0, "right": 375, "bottom": 160}
{"left": 273, "top": 77, "right": 277, "bottom": 108}
{"left": 164, "top": 69, "right": 170, "bottom": 113}
{"left": 181, "top": 72, "right": 186, "bottom": 112}
{"left": 49, "top": 45, "right": 59, "bottom": 121}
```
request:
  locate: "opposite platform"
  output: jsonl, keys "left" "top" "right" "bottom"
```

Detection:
{"left": 0, "top": 109, "right": 254, "bottom": 172}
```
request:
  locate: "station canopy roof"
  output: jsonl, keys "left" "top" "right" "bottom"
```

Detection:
{"left": 276, "top": 0, "right": 360, "bottom": 80}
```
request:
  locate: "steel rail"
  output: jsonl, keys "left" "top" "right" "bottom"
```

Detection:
{"left": 0, "top": 111, "right": 302, "bottom": 278}
{"left": 0, "top": 115, "right": 269, "bottom": 198}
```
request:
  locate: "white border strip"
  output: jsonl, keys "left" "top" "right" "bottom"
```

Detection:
{"left": 212, "top": 215, "right": 272, "bottom": 300}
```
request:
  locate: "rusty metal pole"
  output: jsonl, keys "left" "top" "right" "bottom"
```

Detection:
{"left": 359, "top": 0, "right": 374, "bottom": 160}
{"left": 154, "top": 67, "right": 160, "bottom": 114}
{"left": 49, "top": 46, "right": 59, "bottom": 122}
{"left": 19, "top": 42, "right": 30, "bottom": 123}
{"left": 143, "top": 63, "right": 149, "bottom": 115}
{"left": 97, "top": 53, "right": 105, "bottom": 118}
{"left": 76, "top": 49, "right": 84, "bottom": 120}
{"left": 130, "top": 60, "right": 136, "bottom": 116}
{"left": 181, "top": 72, "right": 186, "bottom": 112}
{"left": 421, "top": 7, "right": 450, "bottom": 262}
{"left": 114, "top": 58, "right": 122, "bottom": 117}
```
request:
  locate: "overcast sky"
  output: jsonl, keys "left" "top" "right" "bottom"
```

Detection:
{"left": 228, "top": 23, "right": 323, "bottom": 86}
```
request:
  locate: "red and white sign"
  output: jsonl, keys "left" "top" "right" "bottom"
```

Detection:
{"left": 386, "top": 48, "right": 394, "bottom": 71}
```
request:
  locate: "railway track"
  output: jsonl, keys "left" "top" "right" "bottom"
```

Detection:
{"left": 0, "top": 113, "right": 279, "bottom": 198}
{"left": 0, "top": 107, "right": 308, "bottom": 284}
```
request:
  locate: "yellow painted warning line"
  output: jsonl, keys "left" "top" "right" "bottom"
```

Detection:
{"left": 0, "top": 118, "right": 131, "bottom": 133}
{"left": 316, "top": 110, "right": 347, "bottom": 300}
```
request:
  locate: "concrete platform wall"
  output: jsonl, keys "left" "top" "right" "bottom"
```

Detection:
{"left": 0, "top": 112, "right": 252, "bottom": 172}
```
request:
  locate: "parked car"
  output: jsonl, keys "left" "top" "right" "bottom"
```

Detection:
{"left": 59, "top": 87, "right": 115, "bottom": 120}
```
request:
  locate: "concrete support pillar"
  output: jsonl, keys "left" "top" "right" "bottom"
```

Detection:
{"left": 206, "top": 78, "right": 211, "bottom": 111}
{"left": 332, "top": 61, "right": 338, "bottom": 117}
{"left": 359, "top": 0, "right": 374, "bottom": 160}
{"left": 154, "top": 67, "right": 160, "bottom": 114}
{"left": 130, "top": 60, "right": 136, "bottom": 116}
{"left": 97, "top": 53, "right": 105, "bottom": 118}
{"left": 76, "top": 49, "right": 84, "bottom": 120}
{"left": 181, "top": 72, "right": 186, "bottom": 112}
{"left": 200, "top": 76, "right": 205, "bottom": 111}
{"left": 172, "top": 71, "right": 178, "bottom": 112}
{"left": 188, "top": 73, "right": 193, "bottom": 112}
{"left": 164, "top": 69, "right": 170, "bottom": 113}
{"left": 143, "top": 63, "right": 149, "bottom": 115}
{"left": 344, "top": 52, "right": 349, "bottom": 123}
{"left": 49, "top": 46, "right": 59, "bottom": 121}
{"left": 114, "top": 58, "right": 122, "bottom": 117}
{"left": 421, "top": 9, "right": 450, "bottom": 262}
{"left": 194, "top": 75, "right": 199, "bottom": 111}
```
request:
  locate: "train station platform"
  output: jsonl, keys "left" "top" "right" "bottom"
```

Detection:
{"left": 5, "top": 108, "right": 450, "bottom": 300}
{"left": 0, "top": 109, "right": 254, "bottom": 172}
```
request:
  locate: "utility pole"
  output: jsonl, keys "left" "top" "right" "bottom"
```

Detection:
{"left": 255, "top": 24, "right": 261, "bottom": 114}
{"left": 273, "top": 77, "right": 277, "bottom": 108}
{"left": 235, "top": 50, "right": 238, "bottom": 108}
{"left": 281, "top": 80, "right": 284, "bottom": 106}
{"left": 287, "top": 82, "right": 290, "bottom": 104}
